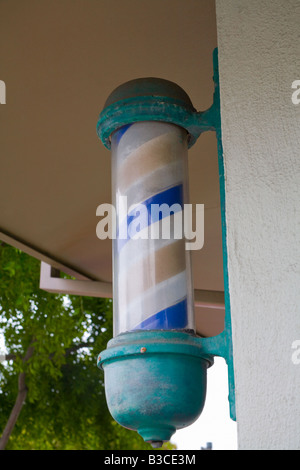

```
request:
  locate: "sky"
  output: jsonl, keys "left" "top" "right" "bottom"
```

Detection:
{"left": 171, "top": 357, "right": 237, "bottom": 451}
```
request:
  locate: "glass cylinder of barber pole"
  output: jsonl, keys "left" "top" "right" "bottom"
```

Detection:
{"left": 111, "top": 121, "right": 194, "bottom": 336}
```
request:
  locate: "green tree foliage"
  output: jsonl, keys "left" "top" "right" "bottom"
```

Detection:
{"left": 0, "top": 243, "right": 153, "bottom": 449}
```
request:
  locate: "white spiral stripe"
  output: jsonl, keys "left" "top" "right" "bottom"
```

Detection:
{"left": 117, "top": 212, "right": 183, "bottom": 278}
{"left": 117, "top": 271, "right": 188, "bottom": 334}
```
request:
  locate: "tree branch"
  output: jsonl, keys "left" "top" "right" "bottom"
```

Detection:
{"left": 0, "top": 343, "right": 34, "bottom": 450}
{"left": 0, "top": 339, "right": 92, "bottom": 449}
{"left": 0, "top": 353, "right": 16, "bottom": 363}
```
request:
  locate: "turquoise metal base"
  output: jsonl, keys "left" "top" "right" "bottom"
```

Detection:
{"left": 97, "top": 331, "right": 214, "bottom": 445}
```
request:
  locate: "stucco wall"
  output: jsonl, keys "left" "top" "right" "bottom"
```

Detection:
{"left": 216, "top": 0, "right": 300, "bottom": 449}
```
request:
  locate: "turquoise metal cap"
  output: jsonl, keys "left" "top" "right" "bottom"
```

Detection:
{"left": 103, "top": 77, "right": 195, "bottom": 109}
{"left": 97, "top": 77, "right": 216, "bottom": 150}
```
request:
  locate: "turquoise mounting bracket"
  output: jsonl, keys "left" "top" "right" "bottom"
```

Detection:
{"left": 97, "top": 48, "right": 236, "bottom": 432}
{"left": 192, "top": 48, "right": 236, "bottom": 421}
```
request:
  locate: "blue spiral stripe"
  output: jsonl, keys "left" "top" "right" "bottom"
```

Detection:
{"left": 133, "top": 298, "right": 188, "bottom": 330}
{"left": 114, "top": 123, "right": 132, "bottom": 144}
{"left": 117, "top": 183, "right": 183, "bottom": 252}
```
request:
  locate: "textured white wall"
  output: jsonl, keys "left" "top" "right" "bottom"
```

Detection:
{"left": 216, "top": 0, "right": 300, "bottom": 450}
